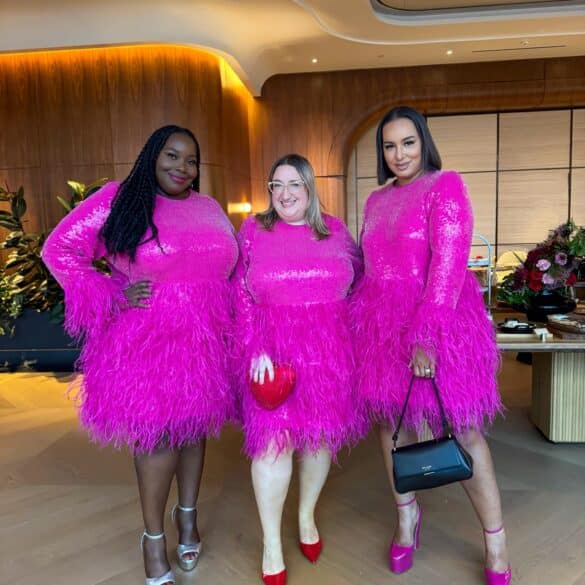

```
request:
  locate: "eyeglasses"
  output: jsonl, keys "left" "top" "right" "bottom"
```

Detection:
{"left": 267, "top": 180, "right": 305, "bottom": 195}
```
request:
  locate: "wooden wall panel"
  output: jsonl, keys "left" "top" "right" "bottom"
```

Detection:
{"left": 219, "top": 60, "right": 254, "bottom": 221}
{"left": 499, "top": 110, "right": 571, "bottom": 170}
{"left": 35, "top": 51, "right": 113, "bottom": 168}
{"left": 316, "top": 177, "right": 345, "bottom": 220}
{"left": 354, "top": 177, "right": 381, "bottom": 239}
{"left": 571, "top": 168, "right": 585, "bottom": 225}
{"left": 428, "top": 114, "right": 497, "bottom": 172}
{"left": 346, "top": 150, "right": 358, "bottom": 239}
{"left": 248, "top": 96, "right": 269, "bottom": 213}
{"left": 0, "top": 57, "right": 41, "bottom": 171}
{"left": 106, "top": 47, "right": 169, "bottom": 165}
{"left": 461, "top": 172, "right": 497, "bottom": 246}
{"left": 572, "top": 109, "right": 585, "bottom": 167}
{"left": 0, "top": 45, "right": 252, "bottom": 237}
{"left": 498, "top": 169, "right": 569, "bottom": 244}
{"left": 220, "top": 63, "right": 251, "bottom": 180}
{"left": 251, "top": 186, "right": 270, "bottom": 217}
{"left": 199, "top": 164, "right": 225, "bottom": 205}
{"left": 356, "top": 126, "right": 378, "bottom": 179}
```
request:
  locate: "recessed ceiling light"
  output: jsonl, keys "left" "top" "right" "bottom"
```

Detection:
{"left": 446, "top": 49, "right": 454, "bottom": 56}
{"left": 311, "top": 57, "right": 318, "bottom": 64}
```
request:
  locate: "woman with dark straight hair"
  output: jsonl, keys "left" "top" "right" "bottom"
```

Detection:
{"left": 352, "top": 106, "right": 511, "bottom": 585}
{"left": 42, "top": 125, "right": 238, "bottom": 585}
{"left": 375, "top": 105, "right": 442, "bottom": 185}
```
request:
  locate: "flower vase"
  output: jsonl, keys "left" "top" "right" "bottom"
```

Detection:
{"left": 526, "top": 290, "right": 576, "bottom": 322}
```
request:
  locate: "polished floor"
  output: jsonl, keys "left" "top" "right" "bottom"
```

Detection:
{"left": 0, "top": 355, "right": 584, "bottom": 585}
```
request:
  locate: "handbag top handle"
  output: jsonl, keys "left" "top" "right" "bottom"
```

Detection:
{"left": 392, "top": 375, "right": 452, "bottom": 450}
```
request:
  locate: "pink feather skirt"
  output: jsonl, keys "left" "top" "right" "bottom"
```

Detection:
{"left": 238, "top": 300, "right": 369, "bottom": 458}
{"left": 350, "top": 272, "right": 502, "bottom": 435}
{"left": 71, "top": 280, "right": 235, "bottom": 453}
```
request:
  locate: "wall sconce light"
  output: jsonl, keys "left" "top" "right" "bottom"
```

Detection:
{"left": 228, "top": 201, "right": 252, "bottom": 214}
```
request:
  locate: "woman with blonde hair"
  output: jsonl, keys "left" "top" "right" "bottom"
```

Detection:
{"left": 234, "top": 154, "right": 367, "bottom": 584}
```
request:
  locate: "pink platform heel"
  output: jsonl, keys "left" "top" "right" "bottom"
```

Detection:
{"left": 484, "top": 526, "right": 512, "bottom": 585}
{"left": 485, "top": 566, "right": 512, "bottom": 585}
{"left": 389, "top": 496, "right": 423, "bottom": 574}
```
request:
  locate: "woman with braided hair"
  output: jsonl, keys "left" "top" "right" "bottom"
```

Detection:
{"left": 42, "top": 125, "right": 238, "bottom": 585}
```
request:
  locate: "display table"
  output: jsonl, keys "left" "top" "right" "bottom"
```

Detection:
{"left": 496, "top": 334, "right": 585, "bottom": 442}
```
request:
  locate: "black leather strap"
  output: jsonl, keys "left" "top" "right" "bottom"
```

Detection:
{"left": 392, "top": 375, "right": 452, "bottom": 448}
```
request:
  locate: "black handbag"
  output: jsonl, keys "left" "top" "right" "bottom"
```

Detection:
{"left": 392, "top": 376, "right": 473, "bottom": 494}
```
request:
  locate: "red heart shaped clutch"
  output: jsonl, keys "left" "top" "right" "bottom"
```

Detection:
{"left": 249, "top": 364, "right": 296, "bottom": 410}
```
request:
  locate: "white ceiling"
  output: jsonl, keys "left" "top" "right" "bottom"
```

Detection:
{"left": 0, "top": 0, "right": 583, "bottom": 95}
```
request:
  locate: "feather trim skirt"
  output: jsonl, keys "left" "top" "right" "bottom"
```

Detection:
{"left": 351, "top": 272, "right": 502, "bottom": 435}
{"left": 72, "top": 280, "right": 235, "bottom": 453}
{"left": 238, "top": 300, "right": 368, "bottom": 458}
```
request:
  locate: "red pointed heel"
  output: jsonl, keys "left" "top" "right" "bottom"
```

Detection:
{"left": 261, "top": 569, "right": 287, "bottom": 585}
{"left": 299, "top": 539, "right": 323, "bottom": 563}
{"left": 389, "top": 496, "right": 422, "bottom": 574}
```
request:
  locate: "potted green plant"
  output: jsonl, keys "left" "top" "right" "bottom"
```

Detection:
{"left": 0, "top": 179, "right": 106, "bottom": 370}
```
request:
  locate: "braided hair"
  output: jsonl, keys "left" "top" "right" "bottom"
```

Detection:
{"left": 100, "top": 125, "right": 200, "bottom": 261}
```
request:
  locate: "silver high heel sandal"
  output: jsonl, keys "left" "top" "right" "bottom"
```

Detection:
{"left": 140, "top": 531, "right": 175, "bottom": 585}
{"left": 171, "top": 504, "right": 202, "bottom": 571}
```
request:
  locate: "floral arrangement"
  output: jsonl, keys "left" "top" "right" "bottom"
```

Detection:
{"left": 497, "top": 220, "right": 585, "bottom": 309}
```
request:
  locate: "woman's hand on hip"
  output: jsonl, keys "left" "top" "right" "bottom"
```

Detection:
{"left": 250, "top": 353, "right": 275, "bottom": 384}
{"left": 409, "top": 346, "right": 435, "bottom": 378}
{"left": 123, "top": 280, "right": 152, "bottom": 308}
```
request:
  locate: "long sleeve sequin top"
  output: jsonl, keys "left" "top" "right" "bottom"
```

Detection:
{"left": 237, "top": 214, "right": 363, "bottom": 307}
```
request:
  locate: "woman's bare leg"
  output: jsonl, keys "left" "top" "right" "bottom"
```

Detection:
{"left": 298, "top": 447, "right": 332, "bottom": 544}
{"left": 379, "top": 425, "right": 421, "bottom": 545}
{"left": 251, "top": 442, "right": 294, "bottom": 575}
{"left": 135, "top": 446, "right": 179, "bottom": 580}
{"left": 458, "top": 429, "right": 509, "bottom": 573}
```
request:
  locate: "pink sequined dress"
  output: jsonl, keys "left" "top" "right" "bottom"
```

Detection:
{"left": 234, "top": 215, "right": 368, "bottom": 457}
{"left": 42, "top": 181, "right": 239, "bottom": 452}
{"left": 352, "top": 171, "right": 502, "bottom": 433}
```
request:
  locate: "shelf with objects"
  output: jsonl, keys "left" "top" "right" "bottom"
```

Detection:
{"left": 468, "top": 233, "right": 493, "bottom": 310}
